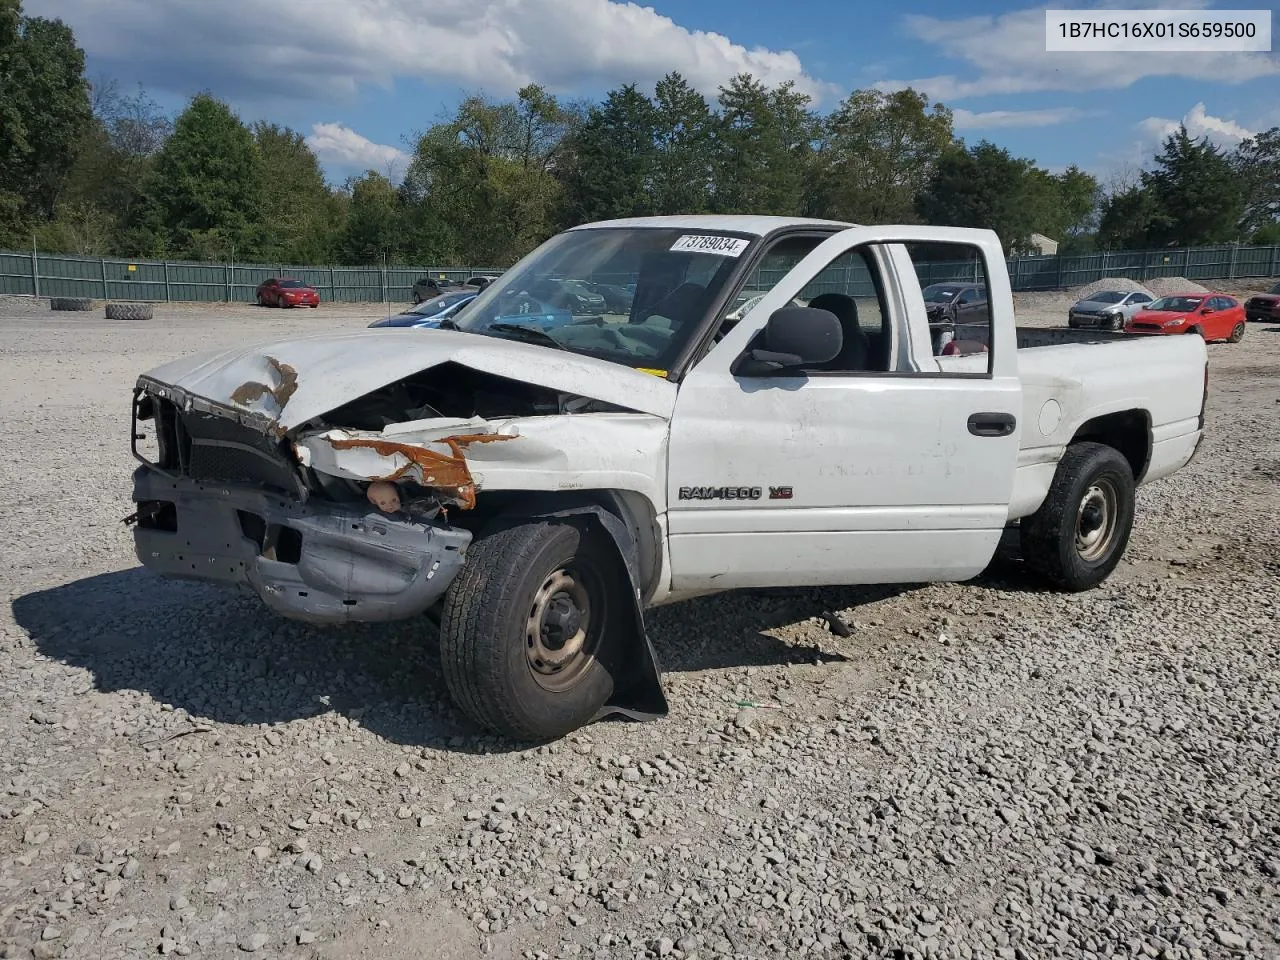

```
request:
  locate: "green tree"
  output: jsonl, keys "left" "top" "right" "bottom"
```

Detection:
{"left": 143, "top": 93, "right": 263, "bottom": 259}
{"left": 49, "top": 79, "right": 171, "bottom": 254}
{"left": 713, "top": 74, "right": 818, "bottom": 215}
{"left": 401, "top": 84, "right": 571, "bottom": 264}
{"left": 558, "top": 84, "right": 657, "bottom": 225}
{"left": 0, "top": 3, "right": 92, "bottom": 241}
{"left": 254, "top": 122, "right": 340, "bottom": 263}
{"left": 1140, "top": 128, "right": 1244, "bottom": 246}
{"left": 819, "top": 88, "right": 954, "bottom": 223}
{"left": 1097, "top": 186, "right": 1160, "bottom": 250}
{"left": 1052, "top": 165, "right": 1101, "bottom": 240}
{"left": 337, "top": 171, "right": 399, "bottom": 264}
{"left": 1235, "top": 126, "right": 1279, "bottom": 240}
{"left": 918, "top": 141, "right": 1077, "bottom": 255}
{"left": 651, "top": 72, "right": 714, "bottom": 215}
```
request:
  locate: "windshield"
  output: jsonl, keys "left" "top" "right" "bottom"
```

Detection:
{"left": 922, "top": 285, "right": 959, "bottom": 303}
{"left": 1085, "top": 291, "right": 1126, "bottom": 304}
{"left": 410, "top": 291, "right": 474, "bottom": 316}
{"left": 1146, "top": 296, "right": 1202, "bottom": 312}
{"left": 278, "top": 279, "right": 308, "bottom": 289}
{"left": 454, "top": 227, "right": 753, "bottom": 369}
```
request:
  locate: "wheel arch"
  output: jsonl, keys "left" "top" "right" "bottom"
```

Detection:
{"left": 1068, "top": 408, "right": 1152, "bottom": 482}
{"left": 463, "top": 488, "right": 669, "bottom": 724}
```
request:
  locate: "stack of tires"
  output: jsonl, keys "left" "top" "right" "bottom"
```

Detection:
{"left": 47, "top": 298, "right": 155, "bottom": 320}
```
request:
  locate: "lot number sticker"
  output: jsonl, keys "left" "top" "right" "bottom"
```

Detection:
{"left": 670, "top": 235, "right": 750, "bottom": 257}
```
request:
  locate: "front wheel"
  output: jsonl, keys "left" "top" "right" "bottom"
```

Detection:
{"left": 439, "top": 521, "right": 625, "bottom": 740}
{"left": 1020, "top": 442, "right": 1135, "bottom": 591}
{"left": 1228, "top": 321, "right": 1245, "bottom": 343}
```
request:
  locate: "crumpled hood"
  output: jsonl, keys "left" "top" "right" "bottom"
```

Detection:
{"left": 139, "top": 328, "right": 677, "bottom": 431}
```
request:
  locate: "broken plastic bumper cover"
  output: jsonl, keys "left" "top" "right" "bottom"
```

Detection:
{"left": 129, "top": 466, "right": 471, "bottom": 624}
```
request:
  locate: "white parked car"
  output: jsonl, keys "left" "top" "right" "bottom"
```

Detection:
{"left": 1068, "top": 289, "right": 1155, "bottom": 330}
{"left": 127, "top": 216, "right": 1208, "bottom": 740}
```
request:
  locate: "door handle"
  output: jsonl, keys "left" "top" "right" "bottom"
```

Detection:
{"left": 968, "top": 412, "right": 1016, "bottom": 437}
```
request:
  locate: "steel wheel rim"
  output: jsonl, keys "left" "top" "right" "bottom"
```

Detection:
{"left": 525, "top": 567, "right": 599, "bottom": 692}
{"left": 1075, "top": 479, "right": 1118, "bottom": 562}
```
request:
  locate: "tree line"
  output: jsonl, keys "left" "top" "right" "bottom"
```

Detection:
{"left": 2, "top": 0, "right": 1277, "bottom": 268}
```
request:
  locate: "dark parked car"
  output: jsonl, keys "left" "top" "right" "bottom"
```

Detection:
{"left": 256, "top": 277, "right": 319, "bottom": 308}
{"left": 921, "top": 282, "right": 988, "bottom": 351}
{"left": 368, "top": 290, "right": 478, "bottom": 328}
{"left": 527, "top": 278, "right": 607, "bottom": 315}
{"left": 1244, "top": 281, "right": 1280, "bottom": 322}
{"left": 464, "top": 274, "right": 502, "bottom": 290}
{"left": 581, "top": 281, "right": 634, "bottom": 313}
{"left": 412, "top": 276, "right": 464, "bottom": 304}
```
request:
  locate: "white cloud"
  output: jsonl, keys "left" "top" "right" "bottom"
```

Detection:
{"left": 29, "top": 0, "right": 837, "bottom": 104}
{"left": 952, "top": 107, "right": 1096, "bottom": 130}
{"left": 875, "top": 7, "right": 1280, "bottom": 99}
{"left": 306, "top": 123, "right": 410, "bottom": 178}
{"left": 1096, "top": 103, "right": 1257, "bottom": 180}
{"left": 1137, "top": 102, "right": 1256, "bottom": 146}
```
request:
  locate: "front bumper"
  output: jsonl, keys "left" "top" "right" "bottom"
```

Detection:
{"left": 1245, "top": 308, "right": 1278, "bottom": 322}
{"left": 130, "top": 467, "right": 471, "bottom": 624}
{"left": 1068, "top": 312, "right": 1108, "bottom": 327}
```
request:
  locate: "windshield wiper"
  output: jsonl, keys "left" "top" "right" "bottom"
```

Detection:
{"left": 485, "top": 322, "right": 566, "bottom": 350}
{"left": 436, "top": 316, "right": 460, "bottom": 330}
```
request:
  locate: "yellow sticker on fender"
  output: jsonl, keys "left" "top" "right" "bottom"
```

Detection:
{"left": 637, "top": 367, "right": 668, "bottom": 378}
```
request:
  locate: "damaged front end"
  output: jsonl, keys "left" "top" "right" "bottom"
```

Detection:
{"left": 127, "top": 376, "right": 473, "bottom": 624}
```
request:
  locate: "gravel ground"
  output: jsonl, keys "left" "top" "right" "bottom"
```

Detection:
{"left": 1, "top": 295, "right": 1278, "bottom": 960}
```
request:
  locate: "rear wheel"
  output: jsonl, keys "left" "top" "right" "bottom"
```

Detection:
{"left": 1228, "top": 321, "right": 1245, "bottom": 343}
{"left": 439, "top": 521, "right": 625, "bottom": 740}
{"left": 1020, "top": 442, "right": 1135, "bottom": 591}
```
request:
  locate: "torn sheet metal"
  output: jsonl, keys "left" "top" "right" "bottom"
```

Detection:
{"left": 228, "top": 356, "right": 298, "bottom": 420}
{"left": 297, "top": 413, "right": 671, "bottom": 513}
{"left": 297, "top": 428, "right": 515, "bottom": 509}
{"left": 139, "top": 328, "right": 677, "bottom": 431}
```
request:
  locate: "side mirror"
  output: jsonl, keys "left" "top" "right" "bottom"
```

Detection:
{"left": 1200, "top": 306, "right": 1213, "bottom": 314}
{"left": 734, "top": 306, "right": 843, "bottom": 376}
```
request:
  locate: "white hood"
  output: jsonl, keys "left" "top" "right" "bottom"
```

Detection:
{"left": 139, "top": 328, "right": 677, "bottom": 430}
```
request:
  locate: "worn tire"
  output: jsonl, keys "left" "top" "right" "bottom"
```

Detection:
{"left": 104, "top": 302, "right": 155, "bottom": 321}
{"left": 439, "top": 520, "right": 625, "bottom": 740}
{"left": 1020, "top": 441, "right": 1135, "bottom": 592}
{"left": 49, "top": 297, "right": 92, "bottom": 311}
{"left": 1228, "top": 321, "right": 1245, "bottom": 343}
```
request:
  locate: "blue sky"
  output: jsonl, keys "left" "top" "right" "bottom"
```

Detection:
{"left": 28, "top": 0, "right": 1280, "bottom": 188}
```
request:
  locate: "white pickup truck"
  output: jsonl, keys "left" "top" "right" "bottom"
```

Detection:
{"left": 127, "top": 217, "right": 1208, "bottom": 740}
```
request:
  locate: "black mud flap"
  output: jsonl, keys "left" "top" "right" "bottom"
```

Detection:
{"left": 526, "top": 504, "right": 669, "bottom": 724}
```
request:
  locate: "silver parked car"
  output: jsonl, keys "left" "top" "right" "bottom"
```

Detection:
{"left": 1068, "top": 290, "right": 1154, "bottom": 330}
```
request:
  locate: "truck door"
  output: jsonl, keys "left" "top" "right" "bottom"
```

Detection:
{"left": 665, "top": 226, "right": 1022, "bottom": 591}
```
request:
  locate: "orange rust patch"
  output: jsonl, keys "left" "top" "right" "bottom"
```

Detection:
{"left": 326, "top": 432, "right": 512, "bottom": 510}
{"left": 230, "top": 357, "right": 299, "bottom": 410}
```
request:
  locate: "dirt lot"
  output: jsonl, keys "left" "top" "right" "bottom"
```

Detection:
{"left": 1, "top": 293, "right": 1278, "bottom": 960}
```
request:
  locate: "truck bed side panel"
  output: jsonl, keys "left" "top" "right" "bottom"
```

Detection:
{"left": 1008, "top": 332, "right": 1206, "bottom": 520}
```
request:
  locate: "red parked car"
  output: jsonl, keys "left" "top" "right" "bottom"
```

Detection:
{"left": 256, "top": 277, "right": 320, "bottom": 308}
{"left": 1125, "top": 292, "right": 1246, "bottom": 343}
{"left": 1244, "top": 281, "right": 1280, "bottom": 323}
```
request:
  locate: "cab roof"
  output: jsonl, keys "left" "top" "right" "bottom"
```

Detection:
{"left": 570, "top": 215, "right": 856, "bottom": 237}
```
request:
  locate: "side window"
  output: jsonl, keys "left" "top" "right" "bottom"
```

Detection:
{"left": 733, "top": 244, "right": 892, "bottom": 375}
{"left": 730, "top": 237, "right": 994, "bottom": 378}
{"left": 904, "top": 241, "right": 993, "bottom": 372}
